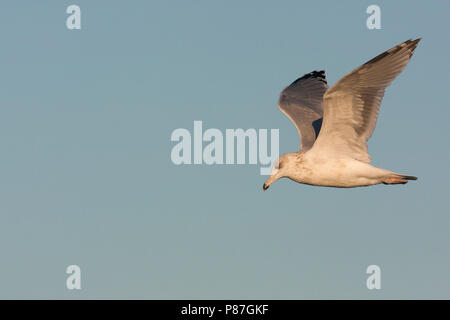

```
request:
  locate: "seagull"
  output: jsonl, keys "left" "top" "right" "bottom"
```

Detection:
{"left": 263, "top": 39, "right": 420, "bottom": 190}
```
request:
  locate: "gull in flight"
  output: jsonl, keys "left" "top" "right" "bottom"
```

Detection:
{"left": 263, "top": 39, "right": 420, "bottom": 190}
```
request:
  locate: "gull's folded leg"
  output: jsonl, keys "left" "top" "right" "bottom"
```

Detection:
{"left": 382, "top": 174, "right": 418, "bottom": 185}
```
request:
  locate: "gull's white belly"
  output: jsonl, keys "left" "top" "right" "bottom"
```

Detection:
{"left": 290, "top": 157, "right": 391, "bottom": 188}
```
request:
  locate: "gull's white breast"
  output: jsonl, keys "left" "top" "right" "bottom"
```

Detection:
{"left": 289, "top": 155, "right": 392, "bottom": 188}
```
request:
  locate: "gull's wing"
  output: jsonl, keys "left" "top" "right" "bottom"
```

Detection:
{"left": 278, "top": 70, "right": 328, "bottom": 151}
{"left": 310, "top": 39, "right": 421, "bottom": 163}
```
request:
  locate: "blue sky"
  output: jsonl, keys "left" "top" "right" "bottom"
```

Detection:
{"left": 0, "top": 1, "right": 449, "bottom": 298}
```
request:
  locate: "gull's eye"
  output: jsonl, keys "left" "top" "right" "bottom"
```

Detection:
{"left": 278, "top": 162, "right": 283, "bottom": 169}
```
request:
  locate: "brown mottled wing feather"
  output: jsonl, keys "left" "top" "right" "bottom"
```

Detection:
{"left": 311, "top": 39, "right": 421, "bottom": 162}
{"left": 278, "top": 70, "right": 328, "bottom": 151}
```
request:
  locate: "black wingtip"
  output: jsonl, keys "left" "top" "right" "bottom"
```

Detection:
{"left": 363, "top": 38, "right": 422, "bottom": 66}
{"left": 407, "top": 38, "right": 421, "bottom": 57}
{"left": 291, "top": 70, "right": 327, "bottom": 86}
{"left": 408, "top": 38, "right": 421, "bottom": 46}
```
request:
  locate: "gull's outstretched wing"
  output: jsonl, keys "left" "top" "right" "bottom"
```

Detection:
{"left": 278, "top": 70, "right": 328, "bottom": 151}
{"left": 310, "top": 39, "right": 421, "bottom": 163}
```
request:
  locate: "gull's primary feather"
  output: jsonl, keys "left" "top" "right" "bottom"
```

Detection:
{"left": 278, "top": 70, "right": 328, "bottom": 151}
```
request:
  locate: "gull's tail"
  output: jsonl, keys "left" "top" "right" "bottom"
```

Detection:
{"left": 383, "top": 173, "right": 418, "bottom": 185}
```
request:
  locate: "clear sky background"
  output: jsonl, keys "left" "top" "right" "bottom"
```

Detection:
{"left": 0, "top": 1, "right": 449, "bottom": 299}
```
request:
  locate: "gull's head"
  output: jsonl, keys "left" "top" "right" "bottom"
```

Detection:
{"left": 263, "top": 154, "right": 290, "bottom": 191}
